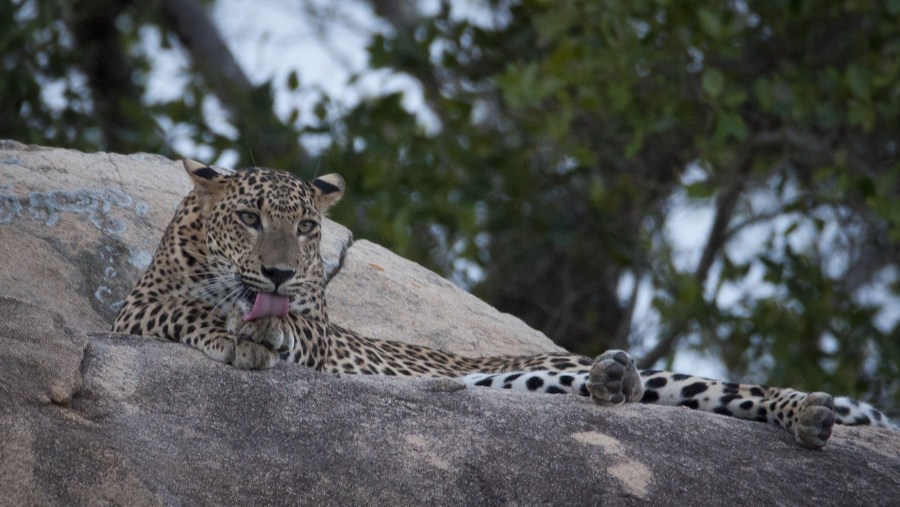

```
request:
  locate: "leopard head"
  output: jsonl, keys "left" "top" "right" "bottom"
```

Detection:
{"left": 182, "top": 159, "right": 343, "bottom": 320}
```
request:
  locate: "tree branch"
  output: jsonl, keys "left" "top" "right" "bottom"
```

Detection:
{"left": 368, "top": 0, "right": 419, "bottom": 31}
{"left": 638, "top": 171, "right": 747, "bottom": 369}
{"left": 66, "top": 0, "right": 165, "bottom": 153}
{"left": 155, "top": 0, "right": 309, "bottom": 166}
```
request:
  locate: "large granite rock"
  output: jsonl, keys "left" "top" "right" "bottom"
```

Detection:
{"left": 1, "top": 142, "right": 898, "bottom": 505}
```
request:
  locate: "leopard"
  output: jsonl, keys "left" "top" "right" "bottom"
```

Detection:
{"left": 113, "top": 159, "right": 896, "bottom": 449}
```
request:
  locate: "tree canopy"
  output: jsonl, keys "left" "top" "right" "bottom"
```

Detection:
{"left": 3, "top": 0, "right": 898, "bottom": 414}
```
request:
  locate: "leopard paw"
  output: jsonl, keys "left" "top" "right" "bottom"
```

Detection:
{"left": 794, "top": 392, "right": 835, "bottom": 449}
{"left": 231, "top": 341, "right": 278, "bottom": 370}
{"left": 202, "top": 336, "right": 238, "bottom": 365}
{"left": 226, "top": 310, "right": 295, "bottom": 354}
{"left": 587, "top": 350, "right": 643, "bottom": 406}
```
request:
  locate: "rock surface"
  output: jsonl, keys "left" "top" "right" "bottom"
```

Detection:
{"left": 1, "top": 142, "right": 898, "bottom": 505}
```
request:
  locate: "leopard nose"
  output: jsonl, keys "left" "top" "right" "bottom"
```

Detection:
{"left": 261, "top": 266, "right": 295, "bottom": 289}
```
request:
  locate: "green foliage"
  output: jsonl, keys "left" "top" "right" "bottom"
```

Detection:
{"left": 1, "top": 0, "right": 300, "bottom": 166}
{"left": 1, "top": 1, "right": 105, "bottom": 149}
{"left": 3, "top": 0, "right": 898, "bottom": 412}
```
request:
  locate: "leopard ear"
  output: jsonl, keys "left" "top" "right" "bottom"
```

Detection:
{"left": 182, "top": 159, "right": 225, "bottom": 187}
{"left": 312, "top": 173, "right": 345, "bottom": 212}
{"left": 182, "top": 159, "right": 226, "bottom": 210}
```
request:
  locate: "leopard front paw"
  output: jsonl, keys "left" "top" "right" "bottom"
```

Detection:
{"left": 198, "top": 336, "right": 276, "bottom": 370}
{"left": 230, "top": 341, "right": 278, "bottom": 369}
{"left": 794, "top": 392, "right": 835, "bottom": 449}
{"left": 587, "top": 350, "right": 643, "bottom": 406}
{"left": 226, "top": 309, "right": 296, "bottom": 355}
{"left": 202, "top": 336, "right": 238, "bottom": 365}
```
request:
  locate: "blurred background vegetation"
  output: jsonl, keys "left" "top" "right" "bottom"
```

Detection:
{"left": 3, "top": 0, "right": 898, "bottom": 414}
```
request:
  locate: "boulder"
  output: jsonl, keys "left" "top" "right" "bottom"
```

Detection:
{"left": 1, "top": 142, "right": 898, "bottom": 505}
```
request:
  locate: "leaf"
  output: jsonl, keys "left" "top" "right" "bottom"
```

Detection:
{"left": 702, "top": 69, "right": 725, "bottom": 98}
{"left": 286, "top": 71, "right": 300, "bottom": 92}
{"left": 624, "top": 131, "right": 644, "bottom": 159}
{"left": 845, "top": 64, "right": 870, "bottom": 100}
{"left": 888, "top": 0, "right": 900, "bottom": 16}
{"left": 697, "top": 9, "right": 722, "bottom": 38}
{"left": 714, "top": 111, "right": 747, "bottom": 141}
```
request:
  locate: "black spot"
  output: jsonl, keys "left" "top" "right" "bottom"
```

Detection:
{"left": 502, "top": 384, "right": 513, "bottom": 389}
{"left": 559, "top": 375, "right": 574, "bottom": 386}
{"left": 750, "top": 387, "right": 766, "bottom": 397}
{"left": 714, "top": 406, "right": 733, "bottom": 417}
{"left": 640, "top": 369, "right": 660, "bottom": 376}
{"left": 679, "top": 399, "right": 699, "bottom": 409}
{"left": 835, "top": 405, "right": 851, "bottom": 416}
{"left": 475, "top": 378, "right": 493, "bottom": 387}
{"left": 853, "top": 415, "right": 871, "bottom": 425}
{"left": 719, "top": 394, "right": 741, "bottom": 405}
{"left": 505, "top": 373, "right": 523, "bottom": 382}
{"left": 740, "top": 400, "right": 754, "bottom": 411}
{"left": 641, "top": 391, "right": 660, "bottom": 403}
{"left": 672, "top": 373, "right": 691, "bottom": 381}
{"left": 757, "top": 407, "right": 768, "bottom": 418}
{"left": 579, "top": 384, "right": 590, "bottom": 396}
{"left": 128, "top": 324, "right": 141, "bottom": 335}
{"left": 526, "top": 377, "right": 544, "bottom": 390}
{"left": 722, "top": 383, "right": 739, "bottom": 394}
{"left": 646, "top": 377, "right": 667, "bottom": 389}
{"left": 546, "top": 386, "right": 566, "bottom": 394}
{"left": 681, "top": 382, "right": 708, "bottom": 398}
{"left": 313, "top": 178, "right": 341, "bottom": 195}
{"left": 192, "top": 166, "right": 218, "bottom": 180}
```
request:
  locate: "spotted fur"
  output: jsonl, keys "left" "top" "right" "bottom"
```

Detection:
{"left": 113, "top": 161, "right": 896, "bottom": 449}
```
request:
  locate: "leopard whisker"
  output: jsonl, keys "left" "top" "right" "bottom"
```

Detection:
{"left": 212, "top": 285, "right": 246, "bottom": 316}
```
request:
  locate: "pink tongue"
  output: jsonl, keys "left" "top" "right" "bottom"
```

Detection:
{"left": 243, "top": 292, "right": 290, "bottom": 321}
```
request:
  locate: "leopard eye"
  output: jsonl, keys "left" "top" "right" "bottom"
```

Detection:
{"left": 297, "top": 219, "right": 318, "bottom": 235}
{"left": 237, "top": 211, "right": 260, "bottom": 229}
